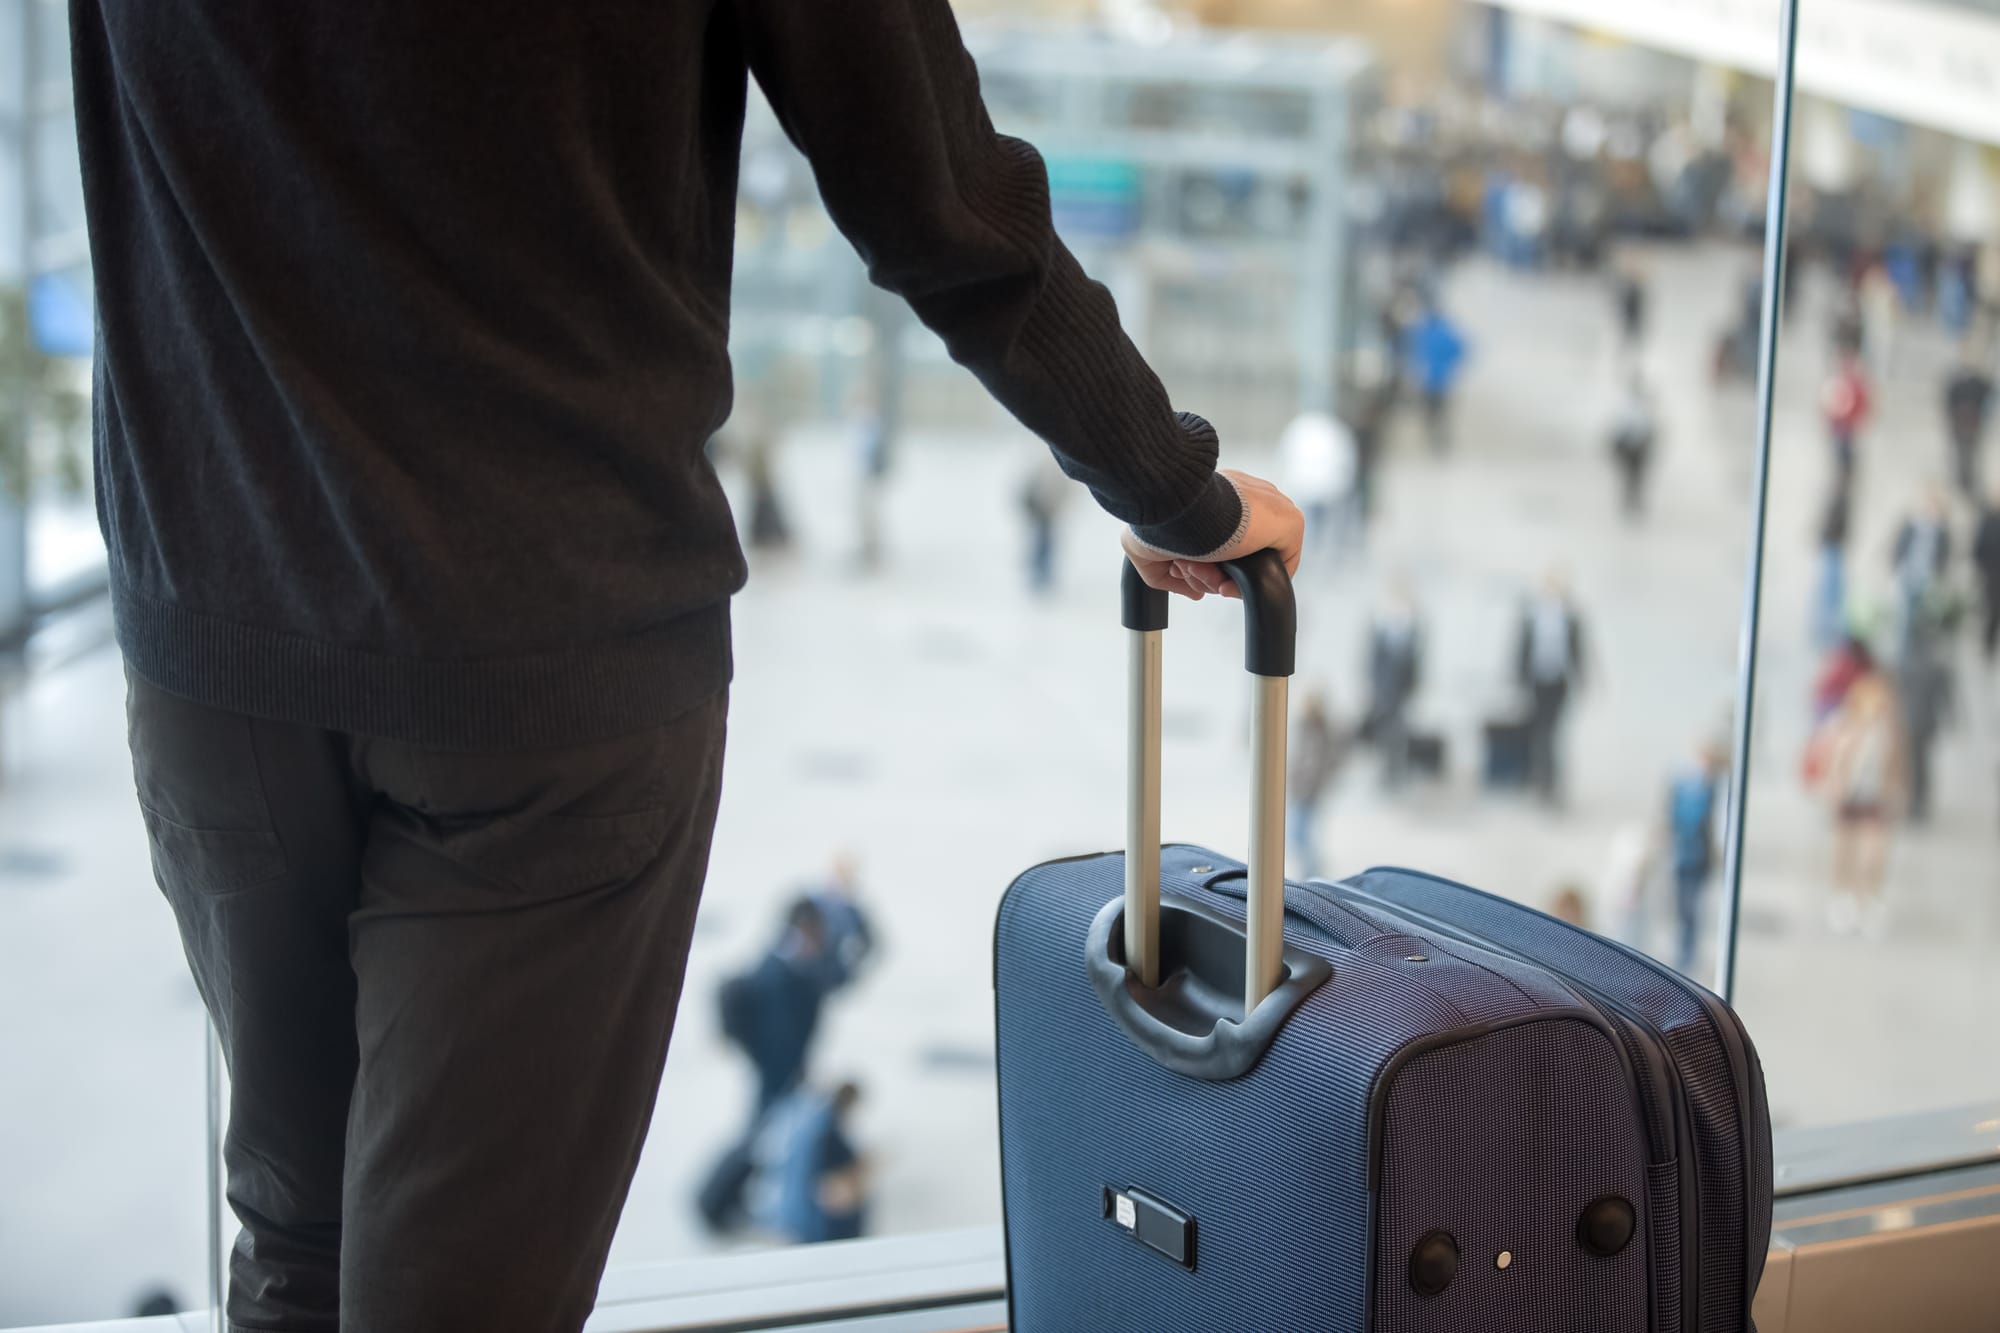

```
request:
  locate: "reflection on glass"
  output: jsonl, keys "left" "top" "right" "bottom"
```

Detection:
{"left": 619, "top": 2, "right": 1785, "bottom": 1276}
{"left": 1736, "top": 64, "right": 2000, "bottom": 1130}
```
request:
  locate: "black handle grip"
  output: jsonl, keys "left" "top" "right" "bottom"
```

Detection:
{"left": 1218, "top": 549, "right": 1296, "bottom": 678}
{"left": 1119, "top": 549, "right": 1295, "bottom": 676}
{"left": 1120, "top": 558, "right": 1169, "bottom": 632}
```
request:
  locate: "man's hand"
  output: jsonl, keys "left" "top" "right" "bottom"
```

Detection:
{"left": 1120, "top": 470, "right": 1304, "bottom": 600}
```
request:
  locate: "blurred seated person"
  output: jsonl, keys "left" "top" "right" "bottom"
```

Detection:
{"left": 757, "top": 1082, "right": 870, "bottom": 1245}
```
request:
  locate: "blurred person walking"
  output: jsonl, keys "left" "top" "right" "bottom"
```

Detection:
{"left": 1613, "top": 260, "right": 1649, "bottom": 352}
{"left": 1812, "top": 483, "right": 1853, "bottom": 651}
{"left": 1858, "top": 260, "right": 1901, "bottom": 384}
{"left": 802, "top": 852, "right": 876, "bottom": 991}
{"left": 1365, "top": 583, "right": 1425, "bottom": 791}
{"left": 700, "top": 899, "right": 839, "bottom": 1233}
{"left": 1813, "top": 631, "right": 1876, "bottom": 723}
{"left": 1665, "top": 743, "right": 1727, "bottom": 976}
{"left": 1346, "top": 352, "right": 1394, "bottom": 523}
{"left": 1815, "top": 674, "right": 1909, "bottom": 936}
{"left": 745, "top": 432, "right": 795, "bottom": 553}
{"left": 77, "top": 0, "right": 1308, "bottom": 1319}
{"left": 1514, "top": 570, "right": 1589, "bottom": 808}
{"left": 1943, "top": 344, "right": 1994, "bottom": 498}
{"left": 724, "top": 900, "right": 839, "bottom": 1117}
{"left": 1975, "top": 484, "right": 2000, "bottom": 663}
{"left": 1895, "top": 602, "right": 1954, "bottom": 826}
{"left": 1822, "top": 334, "right": 1872, "bottom": 485}
{"left": 1402, "top": 298, "right": 1468, "bottom": 454}
{"left": 1287, "top": 690, "right": 1347, "bottom": 880}
{"left": 1608, "top": 372, "right": 1658, "bottom": 521}
{"left": 1890, "top": 487, "right": 1953, "bottom": 658}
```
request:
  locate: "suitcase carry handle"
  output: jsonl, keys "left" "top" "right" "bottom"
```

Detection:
{"left": 1120, "top": 550, "right": 1296, "bottom": 1012}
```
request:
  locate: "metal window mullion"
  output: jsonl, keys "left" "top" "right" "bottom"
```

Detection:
{"left": 1715, "top": 0, "right": 1803, "bottom": 1004}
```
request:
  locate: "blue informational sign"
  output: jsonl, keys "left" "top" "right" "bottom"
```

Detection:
{"left": 1046, "top": 157, "right": 1142, "bottom": 241}
{"left": 29, "top": 273, "right": 93, "bottom": 358}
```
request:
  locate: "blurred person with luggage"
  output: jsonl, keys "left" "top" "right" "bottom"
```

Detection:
{"left": 1608, "top": 370, "right": 1659, "bottom": 521}
{"left": 1287, "top": 689, "right": 1348, "bottom": 880}
{"left": 1514, "top": 568, "right": 1590, "bottom": 808}
{"left": 1976, "top": 483, "right": 2000, "bottom": 663}
{"left": 1814, "top": 673, "right": 1909, "bottom": 936}
{"left": 756, "top": 1081, "right": 871, "bottom": 1245}
{"left": 77, "top": 0, "right": 1307, "bottom": 1323}
{"left": 1943, "top": 341, "right": 1994, "bottom": 498}
{"left": 1666, "top": 741, "right": 1728, "bottom": 976}
{"left": 1364, "top": 580, "right": 1425, "bottom": 792}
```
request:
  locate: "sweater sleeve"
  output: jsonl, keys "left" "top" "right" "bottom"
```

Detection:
{"left": 735, "top": 0, "right": 1242, "bottom": 557}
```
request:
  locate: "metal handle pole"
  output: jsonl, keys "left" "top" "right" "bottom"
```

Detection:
{"left": 1245, "top": 675, "right": 1288, "bottom": 1013}
{"left": 1125, "top": 628, "right": 1164, "bottom": 986}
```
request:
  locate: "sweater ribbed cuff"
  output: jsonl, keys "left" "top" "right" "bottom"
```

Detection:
{"left": 1131, "top": 471, "right": 1246, "bottom": 559}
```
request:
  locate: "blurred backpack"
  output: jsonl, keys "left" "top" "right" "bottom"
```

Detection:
{"left": 718, "top": 971, "right": 758, "bottom": 1050}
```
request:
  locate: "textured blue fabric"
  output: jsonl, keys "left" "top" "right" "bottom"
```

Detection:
{"left": 996, "top": 846, "right": 1655, "bottom": 1332}
{"left": 1350, "top": 867, "right": 1773, "bottom": 1333}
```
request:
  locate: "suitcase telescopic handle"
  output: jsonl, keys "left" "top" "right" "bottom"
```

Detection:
{"left": 1120, "top": 549, "right": 1297, "bottom": 1013}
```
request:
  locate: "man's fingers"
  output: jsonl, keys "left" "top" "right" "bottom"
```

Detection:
{"left": 1126, "top": 554, "right": 1205, "bottom": 599}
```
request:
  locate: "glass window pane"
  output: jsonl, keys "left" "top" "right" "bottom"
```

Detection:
{"left": 608, "top": 0, "right": 1787, "bottom": 1285}
{"left": 1735, "top": 0, "right": 2000, "bottom": 1131}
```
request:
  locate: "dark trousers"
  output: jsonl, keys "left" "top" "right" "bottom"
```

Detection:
{"left": 1983, "top": 584, "right": 2000, "bottom": 661}
{"left": 1526, "top": 679, "right": 1570, "bottom": 804}
{"left": 126, "top": 670, "right": 728, "bottom": 1333}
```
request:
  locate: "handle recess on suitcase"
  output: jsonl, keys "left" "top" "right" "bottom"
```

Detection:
{"left": 1120, "top": 550, "right": 1297, "bottom": 1012}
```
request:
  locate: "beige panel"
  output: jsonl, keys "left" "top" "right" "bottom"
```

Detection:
{"left": 1787, "top": 1214, "right": 2000, "bottom": 1333}
{"left": 1753, "top": 1241, "right": 1796, "bottom": 1333}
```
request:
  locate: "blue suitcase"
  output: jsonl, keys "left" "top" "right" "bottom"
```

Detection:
{"left": 995, "top": 555, "right": 1772, "bottom": 1331}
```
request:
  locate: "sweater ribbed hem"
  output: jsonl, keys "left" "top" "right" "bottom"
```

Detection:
{"left": 1129, "top": 444, "right": 1243, "bottom": 558}
{"left": 112, "top": 582, "right": 732, "bottom": 753}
